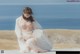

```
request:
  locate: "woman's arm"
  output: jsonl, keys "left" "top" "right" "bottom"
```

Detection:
{"left": 22, "top": 22, "right": 37, "bottom": 40}
{"left": 15, "top": 18, "right": 23, "bottom": 40}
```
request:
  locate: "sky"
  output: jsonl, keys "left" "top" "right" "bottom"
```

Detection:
{"left": 0, "top": 0, "right": 80, "bottom": 5}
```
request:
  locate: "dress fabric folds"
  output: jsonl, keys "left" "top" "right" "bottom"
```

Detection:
{"left": 15, "top": 16, "right": 52, "bottom": 52}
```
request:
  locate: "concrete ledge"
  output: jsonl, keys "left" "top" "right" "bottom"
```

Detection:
{"left": 1, "top": 49, "right": 80, "bottom": 54}
{"left": 0, "top": 50, "right": 55, "bottom": 54}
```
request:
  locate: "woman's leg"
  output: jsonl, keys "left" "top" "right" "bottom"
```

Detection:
{"left": 26, "top": 38, "right": 48, "bottom": 53}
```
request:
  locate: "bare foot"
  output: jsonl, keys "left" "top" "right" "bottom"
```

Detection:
{"left": 31, "top": 49, "right": 48, "bottom": 53}
{"left": 39, "top": 50, "right": 48, "bottom": 53}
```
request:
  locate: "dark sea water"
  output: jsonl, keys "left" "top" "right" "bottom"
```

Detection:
{"left": 0, "top": 4, "right": 80, "bottom": 30}
{"left": 0, "top": 18, "right": 80, "bottom": 30}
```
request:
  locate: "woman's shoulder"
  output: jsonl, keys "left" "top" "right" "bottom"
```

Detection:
{"left": 16, "top": 16, "right": 22, "bottom": 22}
{"left": 15, "top": 16, "right": 22, "bottom": 26}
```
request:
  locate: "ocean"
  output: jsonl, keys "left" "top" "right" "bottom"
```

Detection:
{"left": 0, "top": 4, "right": 80, "bottom": 30}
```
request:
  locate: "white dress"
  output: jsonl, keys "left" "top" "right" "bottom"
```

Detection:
{"left": 15, "top": 16, "right": 52, "bottom": 53}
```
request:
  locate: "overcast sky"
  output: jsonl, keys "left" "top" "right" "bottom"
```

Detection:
{"left": 0, "top": 0, "right": 80, "bottom": 5}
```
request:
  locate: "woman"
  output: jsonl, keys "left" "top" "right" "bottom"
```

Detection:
{"left": 15, "top": 7, "right": 52, "bottom": 53}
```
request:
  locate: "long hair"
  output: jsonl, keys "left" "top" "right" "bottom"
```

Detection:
{"left": 22, "top": 7, "right": 35, "bottom": 22}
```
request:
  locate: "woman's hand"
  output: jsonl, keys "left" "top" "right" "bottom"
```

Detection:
{"left": 18, "top": 35, "right": 32, "bottom": 41}
{"left": 23, "top": 33, "right": 34, "bottom": 41}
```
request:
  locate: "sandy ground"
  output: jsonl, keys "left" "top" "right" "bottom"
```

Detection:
{"left": 0, "top": 29, "right": 80, "bottom": 50}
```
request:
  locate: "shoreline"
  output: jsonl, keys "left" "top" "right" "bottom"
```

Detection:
{"left": 0, "top": 28, "right": 80, "bottom": 31}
